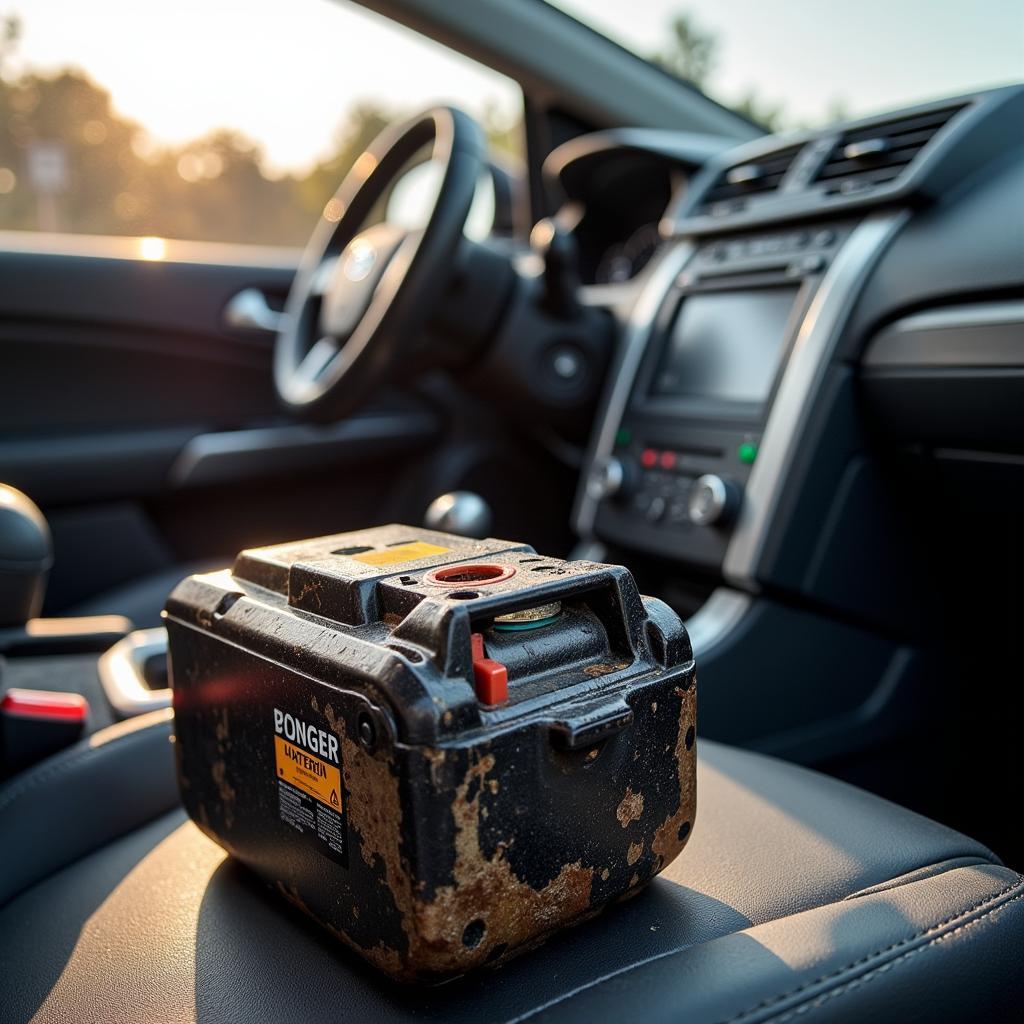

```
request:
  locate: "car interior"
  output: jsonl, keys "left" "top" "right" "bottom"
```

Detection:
{"left": 1, "top": 0, "right": 1023, "bottom": 1020}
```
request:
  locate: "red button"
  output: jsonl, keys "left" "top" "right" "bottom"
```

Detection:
{"left": 1, "top": 688, "right": 89, "bottom": 722}
{"left": 470, "top": 633, "right": 508, "bottom": 705}
{"left": 473, "top": 659, "right": 508, "bottom": 705}
{"left": 659, "top": 450, "right": 677, "bottom": 470}
{"left": 640, "top": 448, "right": 658, "bottom": 468}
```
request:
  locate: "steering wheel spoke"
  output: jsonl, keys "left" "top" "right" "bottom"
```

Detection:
{"left": 294, "top": 336, "right": 340, "bottom": 388}
{"left": 309, "top": 257, "right": 338, "bottom": 298}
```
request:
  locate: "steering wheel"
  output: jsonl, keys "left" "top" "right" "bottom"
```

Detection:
{"left": 274, "top": 107, "right": 485, "bottom": 421}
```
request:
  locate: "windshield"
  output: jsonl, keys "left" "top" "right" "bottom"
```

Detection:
{"left": 0, "top": 0, "right": 521, "bottom": 245}
{"left": 548, "top": 0, "right": 1024, "bottom": 132}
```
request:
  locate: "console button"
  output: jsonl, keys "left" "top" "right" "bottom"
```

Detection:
{"left": 645, "top": 495, "right": 667, "bottom": 523}
{"left": 631, "top": 491, "right": 654, "bottom": 516}
{"left": 667, "top": 499, "right": 691, "bottom": 526}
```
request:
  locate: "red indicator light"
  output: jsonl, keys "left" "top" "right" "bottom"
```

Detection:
{"left": 640, "top": 448, "right": 658, "bottom": 468}
{"left": 659, "top": 450, "right": 677, "bottom": 470}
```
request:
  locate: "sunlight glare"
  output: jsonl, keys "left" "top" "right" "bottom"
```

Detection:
{"left": 322, "top": 197, "right": 345, "bottom": 223}
{"left": 138, "top": 236, "right": 167, "bottom": 260}
{"left": 352, "top": 152, "right": 378, "bottom": 181}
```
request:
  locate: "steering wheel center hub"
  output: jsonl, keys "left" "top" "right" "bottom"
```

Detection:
{"left": 319, "top": 223, "right": 409, "bottom": 340}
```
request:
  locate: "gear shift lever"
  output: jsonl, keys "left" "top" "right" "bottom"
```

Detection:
{"left": 0, "top": 484, "right": 52, "bottom": 627}
{"left": 0, "top": 483, "right": 130, "bottom": 656}
{"left": 423, "top": 491, "right": 493, "bottom": 539}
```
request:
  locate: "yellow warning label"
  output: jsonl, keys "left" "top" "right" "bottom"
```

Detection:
{"left": 351, "top": 541, "right": 450, "bottom": 566}
{"left": 274, "top": 736, "right": 342, "bottom": 810}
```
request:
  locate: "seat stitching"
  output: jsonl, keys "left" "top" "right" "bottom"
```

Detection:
{"left": 0, "top": 722, "right": 171, "bottom": 814}
{"left": 503, "top": 874, "right": 1023, "bottom": 1024}
{"left": 842, "top": 855, "right": 997, "bottom": 900}
{"left": 761, "top": 891, "right": 1024, "bottom": 1024}
{"left": 722, "top": 876, "right": 1024, "bottom": 1024}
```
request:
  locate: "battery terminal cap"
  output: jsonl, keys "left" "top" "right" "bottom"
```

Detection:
{"left": 425, "top": 563, "right": 516, "bottom": 587}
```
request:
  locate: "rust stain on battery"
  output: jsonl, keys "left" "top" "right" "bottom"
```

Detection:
{"left": 324, "top": 704, "right": 594, "bottom": 978}
{"left": 412, "top": 751, "right": 593, "bottom": 974}
{"left": 583, "top": 661, "right": 629, "bottom": 678}
{"left": 651, "top": 680, "right": 697, "bottom": 869}
{"left": 616, "top": 787, "right": 644, "bottom": 827}
{"left": 292, "top": 579, "right": 324, "bottom": 610}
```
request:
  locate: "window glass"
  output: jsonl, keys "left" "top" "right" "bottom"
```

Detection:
{"left": 0, "top": 0, "right": 521, "bottom": 245}
{"left": 548, "top": 0, "right": 1023, "bottom": 132}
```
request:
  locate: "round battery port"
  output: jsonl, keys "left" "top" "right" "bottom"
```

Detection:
{"left": 425, "top": 563, "right": 516, "bottom": 586}
{"left": 493, "top": 602, "right": 562, "bottom": 631}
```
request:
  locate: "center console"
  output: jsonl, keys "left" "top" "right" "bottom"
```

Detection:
{"left": 578, "top": 223, "right": 852, "bottom": 569}
{"left": 572, "top": 87, "right": 1023, "bottom": 592}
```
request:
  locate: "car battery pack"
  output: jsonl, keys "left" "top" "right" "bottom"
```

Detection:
{"left": 167, "top": 525, "right": 697, "bottom": 981}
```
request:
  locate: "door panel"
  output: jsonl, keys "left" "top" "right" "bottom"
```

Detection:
{"left": 0, "top": 239, "right": 440, "bottom": 614}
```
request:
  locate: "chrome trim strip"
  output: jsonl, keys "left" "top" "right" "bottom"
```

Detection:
{"left": 573, "top": 241, "right": 695, "bottom": 535}
{"left": 723, "top": 210, "right": 909, "bottom": 588}
{"left": 863, "top": 299, "right": 1024, "bottom": 368}
{"left": 169, "top": 412, "right": 436, "bottom": 488}
{"left": 684, "top": 587, "right": 752, "bottom": 658}
{"left": 97, "top": 627, "right": 171, "bottom": 718}
{"left": 887, "top": 299, "right": 1024, "bottom": 333}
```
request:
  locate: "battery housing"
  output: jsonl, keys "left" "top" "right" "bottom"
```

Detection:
{"left": 167, "top": 525, "right": 696, "bottom": 981}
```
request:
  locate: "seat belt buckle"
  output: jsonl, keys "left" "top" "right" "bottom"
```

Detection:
{"left": 0, "top": 686, "right": 89, "bottom": 777}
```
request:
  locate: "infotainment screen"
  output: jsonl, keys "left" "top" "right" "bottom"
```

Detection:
{"left": 652, "top": 287, "right": 799, "bottom": 403}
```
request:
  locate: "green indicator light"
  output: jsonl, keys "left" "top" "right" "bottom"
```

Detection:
{"left": 738, "top": 442, "right": 758, "bottom": 464}
{"left": 615, "top": 427, "right": 632, "bottom": 447}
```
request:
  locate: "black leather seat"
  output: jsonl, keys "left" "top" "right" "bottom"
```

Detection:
{"left": 64, "top": 561, "right": 225, "bottom": 629}
{"left": 1, "top": 710, "right": 1021, "bottom": 1023}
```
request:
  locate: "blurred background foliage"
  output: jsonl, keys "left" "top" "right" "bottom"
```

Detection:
{"left": 0, "top": 14, "right": 520, "bottom": 245}
{"left": 0, "top": 9, "right": 825, "bottom": 245}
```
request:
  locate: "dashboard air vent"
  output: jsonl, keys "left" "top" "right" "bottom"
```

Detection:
{"left": 814, "top": 104, "right": 965, "bottom": 194}
{"left": 700, "top": 144, "right": 804, "bottom": 211}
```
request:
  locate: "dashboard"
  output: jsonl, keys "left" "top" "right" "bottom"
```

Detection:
{"left": 558, "top": 84, "right": 1024, "bottom": 608}
{"left": 546, "top": 84, "right": 1023, "bottom": 830}
{"left": 544, "top": 130, "right": 726, "bottom": 284}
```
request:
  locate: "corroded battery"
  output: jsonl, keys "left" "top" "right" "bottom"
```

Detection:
{"left": 167, "top": 525, "right": 696, "bottom": 981}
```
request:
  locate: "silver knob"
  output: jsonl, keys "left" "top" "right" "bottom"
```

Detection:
{"left": 423, "top": 491, "right": 493, "bottom": 539}
{"left": 586, "top": 455, "right": 625, "bottom": 501}
{"left": 688, "top": 474, "right": 740, "bottom": 527}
